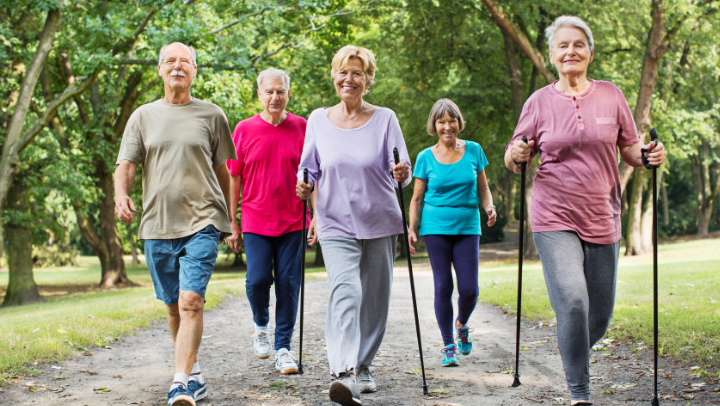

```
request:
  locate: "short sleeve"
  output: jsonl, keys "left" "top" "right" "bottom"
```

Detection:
{"left": 116, "top": 110, "right": 144, "bottom": 165}
{"left": 475, "top": 142, "right": 489, "bottom": 172}
{"left": 615, "top": 87, "right": 641, "bottom": 146}
{"left": 211, "top": 108, "right": 237, "bottom": 166}
{"left": 227, "top": 122, "right": 244, "bottom": 176}
{"left": 414, "top": 150, "right": 428, "bottom": 181}
{"left": 506, "top": 95, "right": 539, "bottom": 159}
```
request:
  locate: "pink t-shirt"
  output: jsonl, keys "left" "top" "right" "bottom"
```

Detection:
{"left": 227, "top": 113, "right": 310, "bottom": 236}
{"left": 507, "top": 79, "right": 640, "bottom": 244}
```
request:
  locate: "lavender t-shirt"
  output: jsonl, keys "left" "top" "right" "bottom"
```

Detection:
{"left": 507, "top": 79, "right": 640, "bottom": 244}
{"left": 298, "top": 107, "right": 412, "bottom": 240}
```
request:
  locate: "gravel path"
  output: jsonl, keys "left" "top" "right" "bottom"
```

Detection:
{"left": 3, "top": 263, "right": 719, "bottom": 405}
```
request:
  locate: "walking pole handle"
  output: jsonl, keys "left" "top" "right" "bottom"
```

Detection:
{"left": 303, "top": 168, "right": 309, "bottom": 190}
{"left": 519, "top": 136, "right": 528, "bottom": 171}
{"left": 393, "top": 148, "right": 400, "bottom": 166}
{"left": 642, "top": 129, "right": 659, "bottom": 169}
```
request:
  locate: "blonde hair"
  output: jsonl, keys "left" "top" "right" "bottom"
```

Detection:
{"left": 331, "top": 45, "right": 377, "bottom": 94}
{"left": 427, "top": 99, "right": 465, "bottom": 135}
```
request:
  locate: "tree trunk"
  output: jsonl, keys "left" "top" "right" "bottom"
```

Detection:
{"left": 0, "top": 222, "right": 5, "bottom": 268}
{"left": 125, "top": 223, "right": 141, "bottom": 266}
{"left": 0, "top": 3, "right": 64, "bottom": 213}
{"left": 640, "top": 170, "right": 662, "bottom": 253}
{"left": 626, "top": 169, "right": 646, "bottom": 255}
{"left": 693, "top": 142, "right": 720, "bottom": 236}
{"left": 97, "top": 164, "right": 131, "bottom": 287}
{"left": 2, "top": 179, "right": 43, "bottom": 306}
{"left": 502, "top": 29, "right": 524, "bottom": 123}
{"left": 660, "top": 177, "right": 669, "bottom": 226}
{"left": 314, "top": 244, "right": 324, "bottom": 267}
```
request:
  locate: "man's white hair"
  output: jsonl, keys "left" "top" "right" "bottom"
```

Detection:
{"left": 545, "top": 16, "right": 594, "bottom": 51}
{"left": 158, "top": 42, "right": 197, "bottom": 67}
{"left": 256, "top": 68, "right": 291, "bottom": 90}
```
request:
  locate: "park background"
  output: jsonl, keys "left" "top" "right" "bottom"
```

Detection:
{"left": 0, "top": 0, "right": 718, "bottom": 387}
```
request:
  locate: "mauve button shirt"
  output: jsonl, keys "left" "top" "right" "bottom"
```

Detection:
{"left": 298, "top": 107, "right": 412, "bottom": 240}
{"left": 506, "top": 79, "right": 641, "bottom": 244}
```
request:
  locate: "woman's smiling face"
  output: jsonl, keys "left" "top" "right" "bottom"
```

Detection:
{"left": 435, "top": 112, "right": 460, "bottom": 143}
{"left": 549, "top": 26, "right": 593, "bottom": 79}
{"left": 333, "top": 57, "right": 367, "bottom": 103}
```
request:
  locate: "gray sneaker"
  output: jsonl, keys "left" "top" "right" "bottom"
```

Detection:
{"left": 356, "top": 365, "right": 377, "bottom": 393}
{"left": 329, "top": 373, "right": 361, "bottom": 406}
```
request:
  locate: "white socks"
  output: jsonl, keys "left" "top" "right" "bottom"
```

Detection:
{"left": 170, "top": 372, "right": 188, "bottom": 391}
{"left": 170, "top": 362, "right": 204, "bottom": 391}
{"left": 189, "top": 361, "right": 204, "bottom": 385}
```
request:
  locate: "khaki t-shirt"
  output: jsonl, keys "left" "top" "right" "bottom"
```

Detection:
{"left": 116, "top": 98, "right": 237, "bottom": 240}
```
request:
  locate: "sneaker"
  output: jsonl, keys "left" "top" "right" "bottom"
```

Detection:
{"left": 329, "top": 373, "right": 362, "bottom": 406}
{"left": 442, "top": 344, "right": 459, "bottom": 367}
{"left": 167, "top": 385, "right": 195, "bottom": 406}
{"left": 187, "top": 379, "right": 207, "bottom": 401}
{"left": 356, "top": 365, "right": 377, "bottom": 393}
{"left": 253, "top": 327, "right": 272, "bottom": 359}
{"left": 275, "top": 348, "right": 298, "bottom": 374}
{"left": 456, "top": 324, "right": 473, "bottom": 355}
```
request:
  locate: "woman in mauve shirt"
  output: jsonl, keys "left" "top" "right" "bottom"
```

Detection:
{"left": 296, "top": 45, "right": 411, "bottom": 406}
{"left": 505, "top": 16, "right": 666, "bottom": 406}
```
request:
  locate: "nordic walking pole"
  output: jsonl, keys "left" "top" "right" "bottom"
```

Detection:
{"left": 393, "top": 147, "right": 429, "bottom": 396}
{"left": 512, "top": 135, "right": 528, "bottom": 388}
{"left": 643, "top": 129, "right": 660, "bottom": 406}
{"left": 298, "top": 168, "right": 309, "bottom": 375}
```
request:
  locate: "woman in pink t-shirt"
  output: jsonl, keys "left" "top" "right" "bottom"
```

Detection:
{"left": 505, "top": 16, "right": 666, "bottom": 405}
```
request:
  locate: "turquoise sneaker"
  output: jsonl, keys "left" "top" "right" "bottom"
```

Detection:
{"left": 441, "top": 344, "right": 459, "bottom": 367}
{"left": 457, "top": 325, "right": 473, "bottom": 356}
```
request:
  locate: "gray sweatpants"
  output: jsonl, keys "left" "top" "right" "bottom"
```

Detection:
{"left": 534, "top": 231, "right": 620, "bottom": 401}
{"left": 319, "top": 236, "right": 397, "bottom": 376}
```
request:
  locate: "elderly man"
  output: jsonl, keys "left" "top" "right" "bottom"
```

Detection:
{"left": 225, "top": 68, "right": 308, "bottom": 375}
{"left": 114, "top": 42, "right": 236, "bottom": 406}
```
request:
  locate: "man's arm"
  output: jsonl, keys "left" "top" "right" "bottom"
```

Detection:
{"left": 224, "top": 173, "right": 243, "bottom": 252}
{"left": 214, "top": 164, "right": 232, "bottom": 221}
{"left": 114, "top": 160, "right": 138, "bottom": 223}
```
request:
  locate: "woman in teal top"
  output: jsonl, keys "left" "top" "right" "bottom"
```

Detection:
{"left": 408, "top": 98, "right": 497, "bottom": 367}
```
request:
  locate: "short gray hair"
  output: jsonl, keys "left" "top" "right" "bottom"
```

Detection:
{"left": 545, "top": 16, "right": 594, "bottom": 51}
{"left": 256, "top": 68, "right": 291, "bottom": 90}
{"left": 427, "top": 98, "right": 465, "bottom": 135}
{"left": 158, "top": 42, "right": 197, "bottom": 67}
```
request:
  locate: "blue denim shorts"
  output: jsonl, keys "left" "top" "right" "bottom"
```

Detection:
{"left": 144, "top": 225, "right": 221, "bottom": 305}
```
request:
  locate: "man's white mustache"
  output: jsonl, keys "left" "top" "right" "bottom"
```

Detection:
{"left": 170, "top": 70, "right": 186, "bottom": 77}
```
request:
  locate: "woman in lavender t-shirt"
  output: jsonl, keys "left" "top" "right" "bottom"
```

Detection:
{"left": 295, "top": 45, "right": 411, "bottom": 406}
{"left": 505, "top": 16, "right": 666, "bottom": 405}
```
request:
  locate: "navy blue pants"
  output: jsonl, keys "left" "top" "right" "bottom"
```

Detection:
{"left": 244, "top": 230, "right": 303, "bottom": 351}
{"left": 424, "top": 234, "right": 480, "bottom": 346}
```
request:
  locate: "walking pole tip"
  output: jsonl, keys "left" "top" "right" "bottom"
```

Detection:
{"left": 512, "top": 373, "right": 521, "bottom": 388}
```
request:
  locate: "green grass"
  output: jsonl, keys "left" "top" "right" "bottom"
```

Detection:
{"left": 0, "top": 254, "right": 327, "bottom": 381}
{"left": 478, "top": 239, "right": 720, "bottom": 369}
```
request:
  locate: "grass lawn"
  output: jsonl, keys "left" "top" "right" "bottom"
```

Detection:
{"left": 478, "top": 238, "right": 720, "bottom": 370}
{"left": 0, "top": 253, "right": 327, "bottom": 381}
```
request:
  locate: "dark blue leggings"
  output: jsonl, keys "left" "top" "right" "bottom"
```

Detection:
{"left": 424, "top": 234, "right": 480, "bottom": 346}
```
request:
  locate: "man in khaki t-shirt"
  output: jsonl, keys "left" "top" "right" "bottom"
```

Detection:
{"left": 114, "top": 42, "right": 237, "bottom": 406}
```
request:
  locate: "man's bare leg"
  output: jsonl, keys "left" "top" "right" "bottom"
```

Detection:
{"left": 174, "top": 291, "right": 204, "bottom": 375}
{"left": 167, "top": 303, "right": 199, "bottom": 365}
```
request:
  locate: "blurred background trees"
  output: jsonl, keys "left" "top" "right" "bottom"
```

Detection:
{"left": 1, "top": 0, "right": 718, "bottom": 305}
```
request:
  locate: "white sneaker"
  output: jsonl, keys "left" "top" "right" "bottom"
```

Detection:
{"left": 275, "top": 348, "right": 298, "bottom": 374}
{"left": 253, "top": 327, "right": 272, "bottom": 359}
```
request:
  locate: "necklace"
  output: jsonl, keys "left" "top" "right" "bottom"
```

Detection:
{"left": 341, "top": 102, "right": 366, "bottom": 120}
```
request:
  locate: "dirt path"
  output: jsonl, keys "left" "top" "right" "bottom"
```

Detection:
{"left": 3, "top": 264, "right": 719, "bottom": 405}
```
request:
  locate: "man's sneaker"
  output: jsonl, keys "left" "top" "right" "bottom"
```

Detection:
{"left": 187, "top": 379, "right": 207, "bottom": 401}
{"left": 329, "top": 373, "right": 362, "bottom": 406}
{"left": 275, "top": 348, "right": 298, "bottom": 374}
{"left": 167, "top": 385, "right": 195, "bottom": 406}
{"left": 442, "top": 344, "right": 459, "bottom": 367}
{"left": 456, "top": 324, "right": 473, "bottom": 355}
{"left": 356, "top": 365, "right": 377, "bottom": 393}
{"left": 253, "top": 327, "right": 272, "bottom": 359}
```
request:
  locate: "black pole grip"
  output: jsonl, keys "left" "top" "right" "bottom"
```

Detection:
{"left": 642, "top": 128, "right": 659, "bottom": 169}
{"left": 303, "top": 168, "right": 308, "bottom": 186}
{"left": 520, "top": 136, "right": 528, "bottom": 171}
{"left": 393, "top": 147, "right": 400, "bottom": 165}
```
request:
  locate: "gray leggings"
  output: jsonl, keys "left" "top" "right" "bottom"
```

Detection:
{"left": 319, "top": 236, "right": 397, "bottom": 376}
{"left": 534, "top": 231, "right": 620, "bottom": 401}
